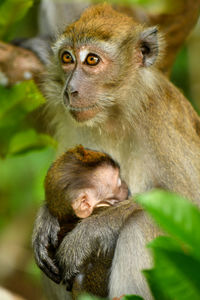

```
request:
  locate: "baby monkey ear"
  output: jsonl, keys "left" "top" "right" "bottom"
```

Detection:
{"left": 140, "top": 26, "right": 159, "bottom": 67}
{"left": 72, "top": 192, "right": 92, "bottom": 219}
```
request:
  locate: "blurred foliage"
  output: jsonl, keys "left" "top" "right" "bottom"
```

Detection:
{"left": 0, "top": 81, "right": 57, "bottom": 158}
{"left": 0, "top": 147, "right": 55, "bottom": 230}
{"left": 0, "top": 0, "right": 57, "bottom": 158}
{"left": 80, "top": 294, "right": 144, "bottom": 300}
{"left": 0, "top": 0, "right": 33, "bottom": 41}
{"left": 135, "top": 190, "right": 200, "bottom": 300}
{"left": 171, "top": 47, "right": 191, "bottom": 102}
{"left": 0, "top": 1, "right": 56, "bottom": 297}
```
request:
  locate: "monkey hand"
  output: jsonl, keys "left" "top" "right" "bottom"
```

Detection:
{"left": 56, "top": 201, "right": 140, "bottom": 283}
{"left": 32, "top": 204, "right": 61, "bottom": 283}
{"left": 56, "top": 214, "right": 115, "bottom": 283}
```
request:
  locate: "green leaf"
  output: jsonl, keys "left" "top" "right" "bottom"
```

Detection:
{"left": 0, "top": 0, "right": 33, "bottom": 40}
{"left": 8, "top": 129, "right": 57, "bottom": 155}
{"left": 0, "top": 147, "right": 55, "bottom": 226}
{"left": 78, "top": 292, "right": 144, "bottom": 300}
{"left": 122, "top": 295, "right": 144, "bottom": 300}
{"left": 147, "top": 235, "right": 182, "bottom": 252}
{"left": 144, "top": 270, "right": 170, "bottom": 300}
{"left": 78, "top": 295, "right": 144, "bottom": 300}
{"left": 135, "top": 190, "right": 200, "bottom": 260}
{"left": 0, "top": 81, "right": 46, "bottom": 157}
{"left": 144, "top": 236, "right": 200, "bottom": 300}
{"left": 0, "top": 81, "right": 45, "bottom": 118}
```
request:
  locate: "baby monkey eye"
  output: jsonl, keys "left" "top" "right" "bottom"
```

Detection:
{"left": 61, "top": 51, "right": 74, "bottom": 64}
{"left": 85, "top": 54, "right": 100, "bottom": 66}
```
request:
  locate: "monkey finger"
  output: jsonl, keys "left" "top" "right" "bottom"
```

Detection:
{"left": 40, "top": 262, "right": 61, "bottom": 284}
{"left": 62, "top": 267, "right": 76, "bottom": 284}
{"left": 36, "top": 254, "right": 61, "bottom": 283}
{"left": 62, "top": 267, "right": 79, "bottom": 285}
{"left": 34, "top": 244, "right": 61, "bottom": 283}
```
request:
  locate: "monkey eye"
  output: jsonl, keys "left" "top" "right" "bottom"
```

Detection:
{"left": 85, "top": 54, "right": 100, "bottom": 66}
{"left": 61, "top": 51, "right": 74, "bottom": 64}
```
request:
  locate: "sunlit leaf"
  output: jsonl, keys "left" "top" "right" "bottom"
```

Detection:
{"left": 8, "top": 129, "right": 57, "bottom": 155}
{"left": 0, "top": 81, "right": 45, "bottom": 117}
{"left": 0, "top": 147, "right": 55, "bottom": 228}
{"left": 144, "top": 236, "right": 200, "bottom": 300}
{"left": 135, "top": 190, "right": 200, "bottom": 260}
{"left": 0, "top": 81, "right": 46, "bottom": 157}
{"left": 122, "top": 295, "right": 144, "bottom": 300}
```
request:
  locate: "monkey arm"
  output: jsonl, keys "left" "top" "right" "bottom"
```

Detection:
{"left": 32, "top": 204, "right": 61, "bottom": 283}
{"left": 56, "top": 200, "right": 141, "bottom": 283}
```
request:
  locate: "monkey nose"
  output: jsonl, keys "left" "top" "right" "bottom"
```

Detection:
{"left": 68, "top": 84, "right": 78, "bottom": 96}
{"left": 63, "top": 90, "right": 70, "bottom": 106}
{"left": 71, "top": 90, "right": 78, "bottom": 97}
{"left": 63, "top": 88, "right": 79, "bottom": 106}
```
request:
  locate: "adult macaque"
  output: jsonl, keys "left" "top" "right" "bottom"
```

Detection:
{"left": 43, "top": 145, "right": 136, "bottom": 298}
{"left": 32, "top": 3, "right": 200, "bottom": 300}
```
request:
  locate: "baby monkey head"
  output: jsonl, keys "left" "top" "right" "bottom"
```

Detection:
{"left": 45, "top": 145, "right": 129, "bottom": 220}
{"left": 50, "top": 4, "right": 161, "bottom": 124}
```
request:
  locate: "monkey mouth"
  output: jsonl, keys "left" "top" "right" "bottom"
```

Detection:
{"left": 68, "top": 105, "right": 100, "bottom": 122}
{"left": 68, "top": 104, "right": 97, "bottom": 112}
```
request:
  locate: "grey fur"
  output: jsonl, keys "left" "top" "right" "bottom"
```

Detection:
{"left": 32, "top": 205, "right": 61, "bottom": 283}
{"left": 109, "top": 211, "right": 157, "bottom": 299}
{"left": 56, "top": 201, "right": 138, "bottom": 282}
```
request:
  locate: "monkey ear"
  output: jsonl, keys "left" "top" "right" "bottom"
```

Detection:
{"left": 139, "top": 27, "right": 158, "bottom": 67}
{"left": 72, "top": 192, "right": 92, "bottom": 219}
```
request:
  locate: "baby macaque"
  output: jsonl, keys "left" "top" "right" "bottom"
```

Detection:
{"left": 44, "top": 145, "right": 130, "bottom": 298}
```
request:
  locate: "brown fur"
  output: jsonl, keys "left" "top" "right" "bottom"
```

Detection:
{"left": 45, "top": 145, "right": 120, "bottom": 221}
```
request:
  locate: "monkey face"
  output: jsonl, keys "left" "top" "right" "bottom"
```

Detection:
{"left": 50, "top": 10, "right": 135, "bottom": 125}
{"left": 57, "top": 44, "right": 122, "bottom": 123}
{"left": 71, "top": 165, "right": 129, "bottom": 218}
{"left": 92, "top": 165, "right": 129, "bottom": 205}
{"left": 49, "top": 4, "right": 160, "bottom": 125}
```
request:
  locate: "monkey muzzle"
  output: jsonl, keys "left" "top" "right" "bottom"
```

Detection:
{"left": 63, "top": 88, "right": 101, "bottom": 122}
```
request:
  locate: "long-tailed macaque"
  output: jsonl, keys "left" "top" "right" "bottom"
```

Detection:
{"left": 32, "top": 3, "right": 200, "bottom": 300}
{"left": 43, "top": 145, "right": 137, "bottom": 298}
